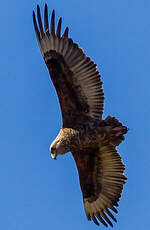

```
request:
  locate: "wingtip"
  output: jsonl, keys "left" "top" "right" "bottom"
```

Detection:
{"left": 44, "top": 3, "right": 49, "bottom": 32}
{"left": 51, "top": 9, "right": 55, "bottom": 21}
{"left": 32, "top": 9, "right": 41, "bottom": 41}
{"left": 62, "top": 27, "right": 69, "bottom": 38}
{"left": 37, "top": 4, "right": 40, "bottom": 15}
{"left": 37, "top": 4, "right": 41, "bottom": 19}
{"left": 50, "top": 9, "right": 55, "bottom": 35}
{"left": 56, "top": 17, "right": 62, "bottom": 37}
{"left": 36, "top": 4, "right": 44, "bottom": 37}
{"left": 32, "top": 10, "right": 36, "bottom": 28}
{"left": 44, "top": 3, "right": 48, "bottom": 13}
{"left": 32, "top": 10, "right": 35, "bottom": 19}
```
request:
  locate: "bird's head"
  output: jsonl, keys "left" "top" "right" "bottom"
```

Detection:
{"left": 49, "top": 132, "right": 70, "bottom": 160}
{"left": 50, "top": 140, "right": 64, "bottom": 159}
{"left": 49, "top": 128, "right": 77, "bottom": 159}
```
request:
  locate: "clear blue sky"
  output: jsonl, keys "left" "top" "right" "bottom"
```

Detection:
{"left": 0, "top": 0, "right": 149, "bottom": 229}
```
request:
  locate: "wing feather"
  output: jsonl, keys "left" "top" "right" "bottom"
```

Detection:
{"left": 51, "top": 10, "right": 55, "bottom": 35}
{"left": 37, "top": 5, "right": 44, "bottom": 37}
{"left": 62, "top": 27, "right": 69, "bottom": 38}
{"left": 33, "top": 5, "right": 104, "bottom": 124}
{"left": 72, "top": 144, "right": 126, "bottom": 227}
{"left": 44, "top": 4, "right": 49, "bottom": 32}
{"left": 33, "top": 11, "right": 40, "bottom": 40}
{"left": 56, "top": 17, "right": 62, "bottom": 38}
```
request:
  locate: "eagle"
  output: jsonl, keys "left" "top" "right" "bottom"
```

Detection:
{"left": 33, "top": 4, "right": 128, "bottom": 228}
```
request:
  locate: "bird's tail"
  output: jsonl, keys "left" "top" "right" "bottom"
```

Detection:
{"left": 103, "top": 115, "right": 128, "bottom": 146}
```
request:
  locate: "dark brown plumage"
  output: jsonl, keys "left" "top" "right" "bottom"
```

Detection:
{"left": 33, "top": 4, "right": 128, "bottom": 228}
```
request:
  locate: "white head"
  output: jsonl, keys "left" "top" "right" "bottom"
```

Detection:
{"left": 49, "top": 130, "right": 70, "bottom": 159}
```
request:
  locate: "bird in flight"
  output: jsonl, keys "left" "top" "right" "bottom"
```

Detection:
{"left": 33, "top": 4, "right": 128, "bottom": 227}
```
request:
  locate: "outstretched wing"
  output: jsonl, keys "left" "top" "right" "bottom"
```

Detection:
{"left": 33, "top": 5, "right": 104, "bottom": 127}
{"left": 72, "top": 144, "right": 127, "bottom": 227}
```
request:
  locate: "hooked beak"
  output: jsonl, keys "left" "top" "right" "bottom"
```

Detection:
{"left": 50, "top": 148, "right": 57, "bottom": 160}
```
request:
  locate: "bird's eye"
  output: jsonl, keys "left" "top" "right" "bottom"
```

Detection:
{"left": 51, "top": 147, "right": 56, "bottom": 154}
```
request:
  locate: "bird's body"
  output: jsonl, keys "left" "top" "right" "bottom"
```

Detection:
{"left": 51, "top": 117, "right": 127, "bottom": 156}
{"left": 33, "top": 4, "right": 128, "bottom": 227}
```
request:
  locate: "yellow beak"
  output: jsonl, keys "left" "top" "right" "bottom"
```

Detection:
{"left": 51, "top": 153, "right": 57, "bottom": 160}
